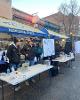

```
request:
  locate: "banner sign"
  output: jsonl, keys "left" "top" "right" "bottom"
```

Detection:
{"left": 43, "top": 39, "right": 55, "bottom": 57}
{"left": 75, "top": 41, "right": 80, "bottom": 53}
{"left": 0, "top": 27, "right": 48, "bottom": 37}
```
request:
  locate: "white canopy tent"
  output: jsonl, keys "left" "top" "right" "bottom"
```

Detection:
{"left": 48, "top": 30, "right": 69, "bottom": 39}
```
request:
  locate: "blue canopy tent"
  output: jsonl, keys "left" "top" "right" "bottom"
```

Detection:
{"left": 0, "top": 17, "right": 48, "bottom": 38}
{"left": 0, "top": 26, "right": 48, "bottom": 38}
{"left": 39, "top": 27, "right": 58, "bottom": 39}
{"left": 49, "top": 34, "right": 61, "bottom": 40}
{"left": 39, "top": 27, "right": 67, "bottom": 40}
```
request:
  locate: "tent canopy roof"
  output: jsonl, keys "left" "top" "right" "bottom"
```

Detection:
{"left": 0, "top": 17, "right": 48, "bottom": 37}
{"left": 48, "top": 30, "right": 69, "bottom": 39}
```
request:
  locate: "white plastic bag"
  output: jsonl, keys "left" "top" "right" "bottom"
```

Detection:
{"left": 34, "top": 57, "right": 37, "bottom": 63}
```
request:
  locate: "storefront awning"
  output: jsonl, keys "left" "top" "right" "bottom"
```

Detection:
{"left": 0, "top": 17, "right": 48, "bottom": 37}
{"left": 48, "top": 30, "right": 69, "bottom": 39}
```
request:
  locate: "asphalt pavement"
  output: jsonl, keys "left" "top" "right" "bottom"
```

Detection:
{"left": 0, "top": 54, "right": 80, "bottom": 100}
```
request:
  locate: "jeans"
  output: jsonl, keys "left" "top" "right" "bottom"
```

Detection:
{"left": 29, "top": 60, "right": 35, "bottom": 66}
{"left": 28, "top": 60, "right": 35, "bottom": 82}
{"left": 10, "top": 63, "right": 20, "bottom": 71}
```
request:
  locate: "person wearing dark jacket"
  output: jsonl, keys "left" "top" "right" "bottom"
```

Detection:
{"left": 7, "top": 37, "right": 20, "bottom": 71}
{"left": 35, "top": 43, "right": 43, "bottom": 62}
{"left": 27, "top": 43, "right": 36, "bottom": 66}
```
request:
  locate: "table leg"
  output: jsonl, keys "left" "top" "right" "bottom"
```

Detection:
{"left": 70, "top": 60, "right": 72, "bottom": 67}
{"left": 69, "top": 60, "right": 71, "bottom": 67}
{"left": 39, "top": 74, "right": 40, "bottom": 81}
{"left": 1, "top": 81, "right": 4, "bottom": 100}
{"left": 48, "top": 69, "right": 52, "bottom": 85}
{"left": 57, "top": 62, "right": 60, "bottom": 73}
{"left": 13, "top": 86, "right": 16, "bottom": 100}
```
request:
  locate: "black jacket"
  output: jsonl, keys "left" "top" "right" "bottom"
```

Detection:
{"left": 7, "top": 44, "right": 20, "bottom": 64}
{"left": 27, "top": 46, "right": 35, "bottom": 60}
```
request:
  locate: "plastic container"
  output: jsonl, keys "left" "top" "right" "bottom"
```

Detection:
{"left": 7, "top": 68, "right": 10, "bottom": 74}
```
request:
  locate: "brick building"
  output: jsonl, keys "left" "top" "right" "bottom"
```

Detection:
{"left": 0, "top": 0, "right": 12, "bottom": 19}
{"left": 43, "top": 12, "right": 80, "bottom": 37}
{"left": 12, "top": 8, "right": 33, "bottom": 26}
{"left": 0, "top": 0, "right": 12, "bottom": 40}
{"left": 12, "top": 8, "right": 60, "bottom": 34}
{"left": 0, "top": 0, "right": 67, "bottom": 40}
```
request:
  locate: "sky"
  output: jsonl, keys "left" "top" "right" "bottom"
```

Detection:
{"left": 12, "top": 0, "right": 79, "bottom": 18}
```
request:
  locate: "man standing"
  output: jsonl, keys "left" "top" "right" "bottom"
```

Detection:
{"left": 7, "top": 37, "right": 20, "bottom": 71}
{"left": 7, "top": 37, "right": 21, "bottom": 91}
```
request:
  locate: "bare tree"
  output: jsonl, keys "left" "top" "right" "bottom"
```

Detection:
{"left": 59, "top": 0, "right": 80, "bottom": 36}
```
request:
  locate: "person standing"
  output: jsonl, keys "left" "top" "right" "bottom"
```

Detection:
{"left": 7, "top": 37, "right": 21, "bottom": 71}
{"left": 36, "top": 43, "right": 43, "bottom": 63}
{"left": 27, "top": 42, "right": 36, "bottom": 66}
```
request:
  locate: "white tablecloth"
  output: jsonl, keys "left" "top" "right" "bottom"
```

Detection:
{"left": 52, "top": 53, "right": 74, "bottom": 63}
{"left": 0, "top": 64, "right": 53, "bottom": 85}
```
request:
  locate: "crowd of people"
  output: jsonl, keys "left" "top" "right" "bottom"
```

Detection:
{"left": 4, "top": 37, "right": 43, "bottom": 72}
{"left": 0, "top": 37, "right": 73, "bottom": 72}
{"left": 0, "top": 37, "right": 73, "bottom": 90}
